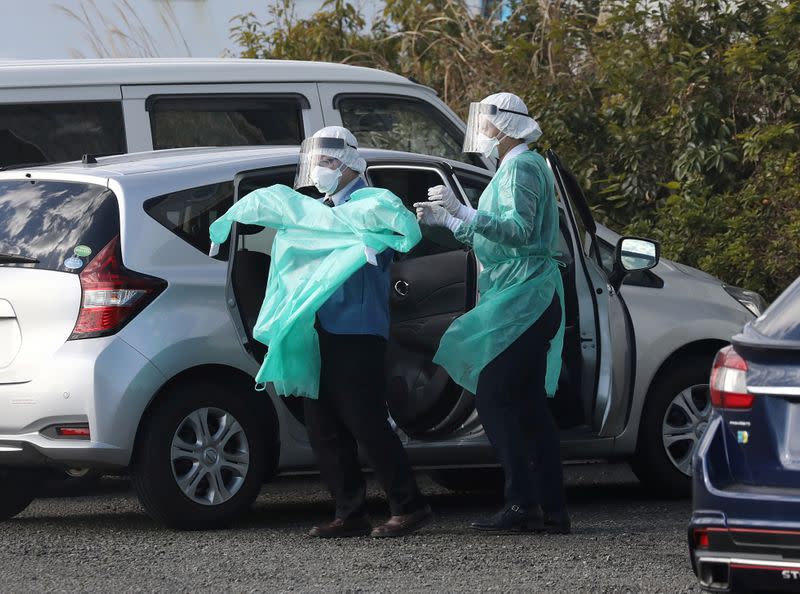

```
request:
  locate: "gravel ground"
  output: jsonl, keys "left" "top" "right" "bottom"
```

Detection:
{"left": 1, "top": 463, "right": 699, "bottom": 593}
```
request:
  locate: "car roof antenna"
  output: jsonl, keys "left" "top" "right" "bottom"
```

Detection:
{"left": 82, "top": 154, "right": 98, "bottom": 165}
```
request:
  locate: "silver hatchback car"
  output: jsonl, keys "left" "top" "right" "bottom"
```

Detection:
{"left": 0, "top": 147, "right": 760, "bottom": 529}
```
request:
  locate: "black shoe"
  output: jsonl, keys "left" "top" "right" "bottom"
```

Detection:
{"left": 470, "top": 504, "right": 544, "bottom": 533}
{"left": 539, "top": 510, "right": 571, "bottom": 534}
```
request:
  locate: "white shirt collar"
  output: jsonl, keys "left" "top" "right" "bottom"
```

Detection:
{"left": 500, "top": 143, "right": 529, "bottom": 165}
{"left": 324, "top": 176, "right": 363, "bottom": 206}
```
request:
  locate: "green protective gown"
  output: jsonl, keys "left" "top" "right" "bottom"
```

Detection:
{"left": 209, "top": 184, "right": 421, "bottom": 399}
{"left": 434, "top": 149, "right": 565, "bottom": 397}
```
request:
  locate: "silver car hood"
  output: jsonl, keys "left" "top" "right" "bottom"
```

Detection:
{"left": 672, "top": 262, "right": 721, "bottom": 283}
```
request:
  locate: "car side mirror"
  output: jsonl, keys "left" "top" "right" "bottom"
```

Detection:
{"left": 609, "top": 236, "right": 660, "bottom": 291}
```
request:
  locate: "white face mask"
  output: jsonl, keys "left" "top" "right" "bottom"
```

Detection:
{"left": 311, "top": 165, "right": 342, "bottom": 195}
{"left": 476, "top": 132, "right": 502, "bottom": 160}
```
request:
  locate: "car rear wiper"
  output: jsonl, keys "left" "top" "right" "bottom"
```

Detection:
{"left": 0, "top": 253, "right": 39, "bottom": 264}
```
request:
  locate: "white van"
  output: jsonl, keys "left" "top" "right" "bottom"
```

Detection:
{"left": 0, "top": 58, "right": 483, "bottom": 169}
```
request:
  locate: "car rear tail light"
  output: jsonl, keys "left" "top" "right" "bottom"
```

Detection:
{"left": 57, "top": 426, "right": 91, "bottom": 438}
{"left": 69, "top": 235, "right": 167, "bottom": 340}
{"left": 710, "top": 346, "right": 754, "bottom": 409}
{"left": 693, "top": 527, "right": 710, "bottom": 549}
{"left": 41, "top": 423, "right": 91, "bottom": 440}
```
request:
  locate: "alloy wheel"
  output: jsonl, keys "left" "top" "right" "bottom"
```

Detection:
{"left": 170, "top": 407, "right": 250, "bottom": 506}
{"left": 661, "top": 384, "right": 711, "bottom": 477}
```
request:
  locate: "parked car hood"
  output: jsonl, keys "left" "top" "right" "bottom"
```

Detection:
{"left": 672, "top": 262, "right": 721, "bottom": 283}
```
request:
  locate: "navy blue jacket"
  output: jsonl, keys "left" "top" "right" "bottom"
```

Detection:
{"left": 317, "top": 178, "right": 393, "bottom": 339}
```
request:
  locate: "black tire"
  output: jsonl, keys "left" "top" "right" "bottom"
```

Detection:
{"left": 631, "top": 356, "right": 714, "bottom": 498}
{"left": 0, "top": 468, "right": 43, "bottom": 520}
{"left": 131, "top": 377, "right": 271, "bottom": 530}
{"left": 429, "top": 468, "right": 504, "bottom": 493}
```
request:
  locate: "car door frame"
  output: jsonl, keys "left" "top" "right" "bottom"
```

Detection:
{"left": 546, "top": 150, "right": 637, "bottom": 438}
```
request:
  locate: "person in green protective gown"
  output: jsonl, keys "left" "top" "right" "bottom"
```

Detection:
{"left": 212, "top": 127, "right": 433, "bottom": 539}
{"left": 415, "top": 92, "right": 570, "bottom": 534}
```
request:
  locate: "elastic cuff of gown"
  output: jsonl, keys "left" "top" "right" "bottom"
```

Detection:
{"left": 445, "top": 215, "right": 463, "bottom": 233}
{"left": 456, "top": 203, "right": 477, "bottom": 223}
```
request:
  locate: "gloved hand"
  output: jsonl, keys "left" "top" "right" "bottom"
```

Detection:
{"left": 413, "top": 201, "right": 462, "bottom": 232}
{"left": 427, "top": 185, "right": 476, "bottom": 222}
{"left": 364, "top": 246, "right": 378, "bottom": 266}
{"left": 427, "top": 185, "right": 460, "bottom": 215}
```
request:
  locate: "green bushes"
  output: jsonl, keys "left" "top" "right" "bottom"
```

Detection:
{"left": 231, "top": 0, "right": 800, "bottom": 299}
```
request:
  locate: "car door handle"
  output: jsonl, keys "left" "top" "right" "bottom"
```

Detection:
{"left": 394, "top": 280, "right": 410, "bottom": 297}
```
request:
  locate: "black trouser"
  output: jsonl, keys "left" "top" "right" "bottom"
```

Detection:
{"left": 475, "top": 295, "right": 566, "bottom": 513}
{"left": 304, "top": 330, "right": 425, "bottom": 519}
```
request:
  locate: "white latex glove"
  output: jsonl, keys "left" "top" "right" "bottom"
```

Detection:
{"left": 413, "top": 201, "right": 462, "bottom": 232}
{"left": 427, "top": 185, "right": 476, "bottom": 222}
{"left": 364, "top": 246, "right": 378, "bottom": 266}
{"left": 427, "top": 185, "right": 459, "bottom": 214}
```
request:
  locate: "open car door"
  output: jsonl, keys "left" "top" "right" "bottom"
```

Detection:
{"left": 366, "top": 161, "right": 479, "bottom": 437}
{"left": 546, "top": 150, "right": 637, "bottom": 437}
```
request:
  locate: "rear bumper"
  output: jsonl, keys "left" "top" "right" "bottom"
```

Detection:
{"left": 0, "top": 336, "right": 165, "bottom": 468}
{"left": 689, "top": 522, "right": 800, "bottom": 593}
{"left": 0, "top": 437, "right": 131, "bottom": 469}
{"left": 690, "top": 416, "right": 800, "bottom": 592}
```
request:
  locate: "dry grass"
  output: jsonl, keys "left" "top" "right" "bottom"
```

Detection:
{"left": 53, "top": 0, "right": 191, "bottom": 58}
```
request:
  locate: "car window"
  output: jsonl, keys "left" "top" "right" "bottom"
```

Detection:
{"left": 554, "top": 181, "right": 591, "bottom": 259}
{"left": 337, "top": 95, "right": 482, "bottom": 167}
{"left": 547, "top": 152, "right": 600, "bottom": 264}
{"left": 144, "top": 182, "right": 234, "bottom": 260}
{"left": 752, "top": 277, "right": 800, "bottom": 341}
{"left": 367, "top": 166, "right": 463, "bottom": 259}
{"left": 597, "top": 237, "right": 616, "bottom": 274}
{"left": 148, "top": 95, "right": 306, "bottom": 150}
{"left": 0, "top": 102, "right": 126, "bottom": 168}
{"left": 0, "top": 180, "right": 119, "bottom": 273}
{"left": 453, "top": 170, "right": 489, "bottom": 208}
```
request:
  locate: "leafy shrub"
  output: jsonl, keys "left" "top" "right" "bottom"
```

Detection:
{"left": 231, "top": 0, "right": 800, "bottom": 299}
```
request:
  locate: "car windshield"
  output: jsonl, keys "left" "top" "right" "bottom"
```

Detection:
{"left": 751, "top": 277, "right": 800, "bottom": 341}
{"left": 0, "top": 179, "right": 119, "bottom": 274}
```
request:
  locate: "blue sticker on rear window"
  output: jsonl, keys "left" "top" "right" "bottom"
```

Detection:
{"left": 64, "top": 256, "right": 84, "bottom": 270}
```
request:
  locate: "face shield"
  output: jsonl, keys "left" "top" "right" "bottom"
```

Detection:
{"left": 293, "top": 136, "right": 356, "bottom": 192}
{"left": 462, "top": 101, "right": 543, "bottom": 156}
